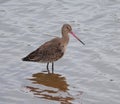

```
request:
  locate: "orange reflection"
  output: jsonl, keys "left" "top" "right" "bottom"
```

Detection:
{"left": 26, "top": 73, "right": 74, "bottom": 104}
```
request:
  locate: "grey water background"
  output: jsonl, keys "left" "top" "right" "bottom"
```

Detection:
{"left": 0, "top": 0, "right": 120, "bottom": 104}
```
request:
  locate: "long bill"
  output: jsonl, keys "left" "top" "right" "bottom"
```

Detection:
{"left": 70, "top": 31, "right": 85, "bottom": 45}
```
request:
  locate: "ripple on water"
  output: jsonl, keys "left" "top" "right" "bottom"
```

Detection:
{"left": 0, "top": 0, "right": 120, "bottom": 104}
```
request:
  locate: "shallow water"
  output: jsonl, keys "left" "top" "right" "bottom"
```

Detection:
{"left": 0, "top": 0, "right": 120, "bottom": 104}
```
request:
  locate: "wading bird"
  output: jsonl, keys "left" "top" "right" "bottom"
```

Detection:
{"left": 22, "top": 24, "right": 85, "bottom": 73}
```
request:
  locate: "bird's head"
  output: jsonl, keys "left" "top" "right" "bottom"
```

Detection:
{"left": 62, "top": 24, "right": 72, "bottom": 33}
{"left": 62, "top": 24, "right": 85, "bottom": 45}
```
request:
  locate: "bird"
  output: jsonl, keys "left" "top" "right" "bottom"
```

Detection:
{"left": 22, "top": 24, "right": 85, "bottom": 73}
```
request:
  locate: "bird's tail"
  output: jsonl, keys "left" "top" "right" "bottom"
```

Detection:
{"left": 22, "top": 56, "right": 30, "bottom": 61}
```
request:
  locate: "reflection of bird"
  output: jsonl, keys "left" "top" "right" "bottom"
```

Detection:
{"left": 27, "top": 73, "right": 69, "bottom": 91}
{"left": 26, "top": 73, "right": 74, "bottom": 103}
{"left": 22, "top": 24, "right": 85, "bottom": 73}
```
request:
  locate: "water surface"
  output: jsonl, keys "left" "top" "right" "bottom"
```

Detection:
{"left": 0, "top": 0, "right": 120, "bottom": 104}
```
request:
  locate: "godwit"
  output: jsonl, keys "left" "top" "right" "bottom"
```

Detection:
{"left": 22, "top": 24, "right": 85, "bottom": 73}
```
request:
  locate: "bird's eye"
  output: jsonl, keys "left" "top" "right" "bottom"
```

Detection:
{"left": 67, "top": 26, "right": 70, "bottom": 30}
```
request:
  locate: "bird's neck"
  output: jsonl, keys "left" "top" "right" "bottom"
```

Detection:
{"left": 61, "top": 31, "right": 69, "bottom": 46}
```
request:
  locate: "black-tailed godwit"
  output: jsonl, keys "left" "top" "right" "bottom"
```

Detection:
{"left": 22, "top": 24, "right": 85, "bottom": 73}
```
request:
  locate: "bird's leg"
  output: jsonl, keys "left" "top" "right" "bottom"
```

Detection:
{"left": 52, "top": 62, "right": 54, "bottom": 74}
{"left": 47, "top": 62, "right": 50, "bottom": 73}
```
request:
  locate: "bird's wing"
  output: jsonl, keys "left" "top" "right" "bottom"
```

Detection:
{"left": 23, "top": 38, "right": 64, "bottom": 62}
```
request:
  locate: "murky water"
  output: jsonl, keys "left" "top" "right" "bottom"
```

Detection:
{"left": 0, "top": 0, "right": 120, "bottom": 104}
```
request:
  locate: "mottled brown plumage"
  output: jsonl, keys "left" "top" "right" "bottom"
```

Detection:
{"left": 23, "top": 38, "right": 64, "bottom": 62}
{"left": 22, "top": 24, "right": 85, "bottom": 73}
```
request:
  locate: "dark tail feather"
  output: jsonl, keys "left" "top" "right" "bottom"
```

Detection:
{"left": 22, "top": 57, "right": 30, "bottom": 61}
